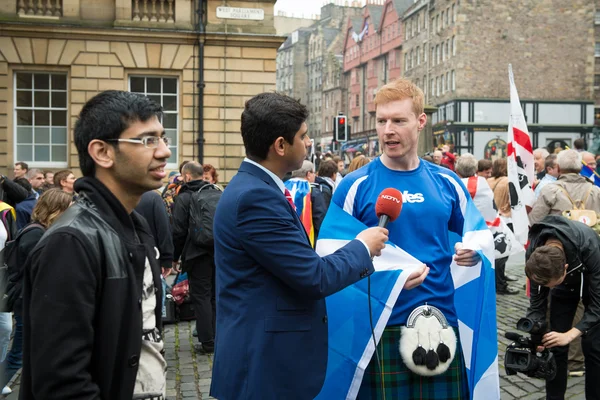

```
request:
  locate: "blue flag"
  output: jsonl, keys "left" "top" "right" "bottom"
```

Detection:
{"left": 315, "top": 198, "right": 499, "bottom": 399}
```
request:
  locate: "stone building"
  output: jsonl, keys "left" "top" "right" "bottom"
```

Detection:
{"left": 402, "top": 0, "right": 595, "bottom": 157}
{"left": 276, "top": 1, "right": 362, "bottom": 153}
{"left": 0, "top": 0, "right": 283, "bottom": 182}
{"left": 341, "top": 0, "right": 413, "bottom": 158}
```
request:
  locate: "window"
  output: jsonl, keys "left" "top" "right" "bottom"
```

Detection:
{"left": 441, "top": 11, "right": 445, "bottom": 29}
{"left": 452, "top": 70, "right": 456, "bottom": 91}
{"left": 410, "top": 50, "right": 414, "bottom": 68}
{"left": 15, "top": 72, "right": 68, "bottom": 166}
{"left": 452, "top": 36, "right": 456, "bottom": 56}
{"left": 417, "top": 13, "right": 421, "bottom": 32}
{"left": 412, "top": 17, "right": 416, "bottom": 36}
{"left": 423, "top": 75, "right": 427, "bottom": 95}
{"left": 417, "top": 46, "right": 421, "bottom": 65}
{"left": 423, "top": 44, "right": 427, "bottom": 62}
{"left": 406, "top": 21, "right": 410, "bottom": 40}
{"left": 395, "top": 51, "right": 401, "bottom": 68}
{"left": 355, "top": 94, "right": 359, "bottom": 107}
{"left": 405, "top": 53, "right": 409, "bottom": 72}
{"left": 445, "top": 8, "right": 450, "bottom": 26}
{"left": 442, "top": 44, "right": 445, "bottom": 61}
{"left": 130, "top": 76, "right": 179, "bottom": 166}
{"left": 436, "top": 45, "right": 440, "bottom": 64}
{"left": 436, "top": 77, "right": 439, "bottom": 96}
{"left": 452, "top": 4, "right": 456, "bottom": 23}
{"left": 431, "top": 47, "right": 436, "bottom": 65}
{"left": 436, "top": 15, "right": 440, "bottom": 32}
{"left": 431, "top": 79, "right": 435, "bottom": 97}
{"left": 441, "top": 75, "right": 445, "bottom": 93}
{"left": 596, "top": 43, "right": 600, "bottom": 57}
{"left": 595, "top": 75, "right": 600, "bottom": 88}
{"left": 446, "top": 72, "right": 450, "bottom": 91}
{"left": 596, "top": 11, "right": 600, "bottom": 24}
{"left": 446, "top": 40, "right": 450, "bottom": 59}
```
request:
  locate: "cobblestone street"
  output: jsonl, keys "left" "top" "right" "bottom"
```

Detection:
{"left": 3, "top": 253, "right": 586, "bottom": 399}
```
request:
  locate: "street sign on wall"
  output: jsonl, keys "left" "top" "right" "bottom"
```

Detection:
{"left": 216, "top": 7, "right": 265, "bottom": 20}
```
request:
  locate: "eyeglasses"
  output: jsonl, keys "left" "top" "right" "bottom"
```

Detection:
{"left": 106, "top": 136, "right": 171, "bottom": 148}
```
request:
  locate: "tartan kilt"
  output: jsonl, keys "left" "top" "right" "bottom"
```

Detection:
{"left": 357, "top": 325, "right": 470, "bottom": 400}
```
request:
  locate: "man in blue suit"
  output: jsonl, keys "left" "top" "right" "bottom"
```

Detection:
{"left": 210, "top": 93, "right": 392, "bottom": 399}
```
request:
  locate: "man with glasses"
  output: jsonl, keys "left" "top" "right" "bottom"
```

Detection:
{"left": 21, "top": 90, "right": 170, "bottom": 400}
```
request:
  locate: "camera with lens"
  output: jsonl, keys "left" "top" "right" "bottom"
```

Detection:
{"left": 504, "top": 317, "right": 557, "bottom": 380}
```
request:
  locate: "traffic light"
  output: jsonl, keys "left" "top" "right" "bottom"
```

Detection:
{"left": 335, "top": 115, "right": 348, "bottom": 142}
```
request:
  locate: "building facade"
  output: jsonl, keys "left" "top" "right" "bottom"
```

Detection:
{"left": 338, "top": 0, "right": 595, "bottom": 160}
{"left": 276, "top": 1, "right": 363, "bottom": 154}
{"left": 0, "top": 0, "right": 283, "bottom": 182}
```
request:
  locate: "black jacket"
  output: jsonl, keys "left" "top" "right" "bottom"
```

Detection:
{"left": 172, "top": 179, "right": 212, "bottom": 263}
{"left": 20, "top": 177, "right": 163, "bottom": 400}
{"left": 314, "top": 176, "right": 333, "bottom": 209}
{"left": 526, "top": 215, "right": 600, "bottom": 335}
{"left": 1, "top": 177, "right": 28, "bottom": 207}
{"left": 309, "top": 182, "right": 327, "bottom": 241}
{"left": 11, "top": 224, "right": 45, "bottom": 317}
{"left": 136, "top": 190, "right": 174, "bottom": 270}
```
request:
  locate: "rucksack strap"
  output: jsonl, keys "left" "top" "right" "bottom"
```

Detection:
{"left": 556, "top": 184, "right": 593, "bottom": 210}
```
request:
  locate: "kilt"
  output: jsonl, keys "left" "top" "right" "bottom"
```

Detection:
{"left": 357, "top": 325, "right": 470, "bottom": 400}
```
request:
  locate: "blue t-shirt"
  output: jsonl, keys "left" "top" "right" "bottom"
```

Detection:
{"left": 332, "top": 157, "right": 467, "bottom": 326}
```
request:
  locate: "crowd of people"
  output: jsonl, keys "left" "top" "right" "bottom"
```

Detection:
{"left": 2, "top": 83, "right": 600, "bottom": 400}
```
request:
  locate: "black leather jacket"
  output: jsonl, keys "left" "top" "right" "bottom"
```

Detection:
{"left": 20, "top": 177, "right": 163, "bottom": 400}
{"left": 526, "top": 215, "right": 600, "bottom": 335}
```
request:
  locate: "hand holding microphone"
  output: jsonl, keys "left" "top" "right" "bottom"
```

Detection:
{"left": 356, "top": 188, "right": 403, "bottom": 258}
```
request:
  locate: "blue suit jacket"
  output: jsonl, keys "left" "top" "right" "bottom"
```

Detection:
{"left": 210, "top": 161, "right": 374, "bottom": 400}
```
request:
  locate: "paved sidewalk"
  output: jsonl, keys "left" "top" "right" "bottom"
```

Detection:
{"left": 3, "top": 253, "right": 586, "bottom": 399}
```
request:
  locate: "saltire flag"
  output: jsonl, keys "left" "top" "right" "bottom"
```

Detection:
{"left": 506, "top": 64, "right": 535, "bottom": 246}
{"left": 580, "top": 162, "right": 600, "bottom": 187}
{"left": 284, "top": 178, "right": 315, "bottom": 246}
{"left": 463, "top": 176, "right": 520, "bottom": 259}
{"left": 315, "top": 199, "right": 498, "bottom": 400}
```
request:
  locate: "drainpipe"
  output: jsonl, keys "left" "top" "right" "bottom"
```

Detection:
{"left": 196, "top": 0, "right": 207, "bottom": 164}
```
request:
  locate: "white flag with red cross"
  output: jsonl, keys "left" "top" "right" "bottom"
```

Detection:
{"left": 506, "top": 64, "right": 535, "bottom": 246}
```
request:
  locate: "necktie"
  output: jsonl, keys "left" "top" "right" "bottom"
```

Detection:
{"left": 284, "top": 189, "right": 296, "bottom": 211}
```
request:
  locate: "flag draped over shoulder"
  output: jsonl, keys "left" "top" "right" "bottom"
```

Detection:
{"left": 580, "top": 163, "right": 600, "bottom": 187}
{"left": 315, "top": 199, "right": 499, "bottom": 400}
{"left": 506, "top": 64, "right": 535, "bottom": 246}
{"left": 284, "top": 178, "right": 314, "bottom": 246}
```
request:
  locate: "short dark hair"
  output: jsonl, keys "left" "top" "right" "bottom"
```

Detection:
{"left": 15, "top": 162, "right": 29, "bottom": 171}
{"left": 14, "top": 177, "right": 32, "bottom": 193}
{"left": 241, "top": 92, "right": 308, "bottom": 160}
{"left": 317, "top": 159, "right": 337, "bottom": 178}
{"left": 574, "top": 138, "right": 585, "bottom": 150}
{"left": 545, "top": 154, "right": 557, "bottom": 171}
{"left": 54, "top": 169, "right": 73, "bottom": 188}
{"left": 525, "top": 245, "right": 566, "bottom": 286}
{"left": 74, "top": 90, "right": 163, "bottom": 177}
{"left": 477, "top": 159, "right": 492, "bottom": 172}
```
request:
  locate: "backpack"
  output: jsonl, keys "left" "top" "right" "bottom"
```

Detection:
{"left": 188, "top": 184, "right": 222, "bottom": 248}
{"left": 557, "top": 185, "right": 600, "bottom": 235}
{"left": 0, "top": 223, "right": 44, "bottom": 312}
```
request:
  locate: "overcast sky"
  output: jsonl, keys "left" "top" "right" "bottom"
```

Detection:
{"left": 274, "top": 0, "right": 365, "bottom": 19}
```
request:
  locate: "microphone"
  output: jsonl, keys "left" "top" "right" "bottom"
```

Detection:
{"left": 505, "top": 332, "right": 522, "bottom": 342}
{"left": 375, "top": 188, "right": 403, "bottom": 228}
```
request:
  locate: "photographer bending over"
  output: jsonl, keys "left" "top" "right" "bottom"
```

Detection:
{"left": 525, "top": 215, "right": 600, "bottom": 400}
